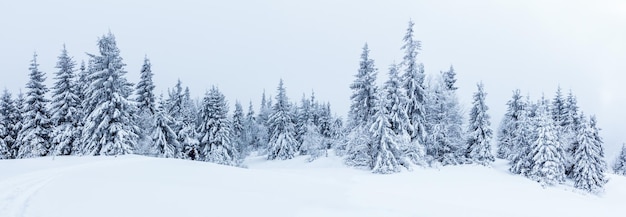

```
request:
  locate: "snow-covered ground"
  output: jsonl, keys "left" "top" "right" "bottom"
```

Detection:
{"left": 1, "top": 153, "right": 625, "bottom": 217}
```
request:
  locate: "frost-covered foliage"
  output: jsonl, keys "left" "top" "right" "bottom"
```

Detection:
{"left": 497, "top": 90, "right": 524, "bottom": 160}
{"left": 508, "top": 101, "right": 534, "bottom": 176}
{"left": 266, "top": 80, "right": 297, "bottom": 160}
{"left": 401, "top": 20, "right": 427, "bottom": 145}
{"left": 369, "top": 100, "right": 405, "bottom": 174}
{"left": 50, "top": 46, "right": 81, "bottom": 156}
{"left": 613, "top": 144, "right": 626, "bottom": 176}
{"left": 0, "top": 90, "right": 20, "bottom": 159}
{"left": 135, "top": 57, "right": 157, "bottom": 154}
{"left": 528, "top": 105, "right": 566, "bottom": 186}
{"left": 465, "top": 82, "right": 494, "bottom": 165}
{"left": 231, "top": 101, "right": 246, "bottom": 155}
{"left": 16, "top": 53, "right": 52, "bottom": 158}
{"left": 570, "top": 116, "right": 607, "bottom": 193}
{"left": 424, "top": 71, "right": 464, "bottom": 165}
{"left": 80, "top": 32, "right": 137, "bottom": 156}
{"left": 384, "top": 64, "right": 424, "bottom": 166}
{"left": 164, "top": 81, "right": 199, "bottom": 160}
{"left": 348, "top": 43, "right": 378, "bottom": 128}
{"left": 152, "top": 97, "right": 179, "bottom": 158}
{"left": 198, "top": 87, "right": 239, "bottom": 166}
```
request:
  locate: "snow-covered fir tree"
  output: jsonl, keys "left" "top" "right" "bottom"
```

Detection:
{"left": 401, "top": 20, "right": 427, "bottom": 145}
{"left": 231, "top": 101, "right": 246, "bottom": 155}
{"left": 295, "top": 94, "right": 312, "bottom": 154}
{"left": 424, "top": 71, "right": 464, "bottom": 165}
{"left": 0, "top": 90, "right": 20, "bottom": 159}
{"left": 384, "top": 64, "right": 424, "bottom": 165}
{"left": 497, "top": 90, "right": 524, "bottom": 160}
{"left": 570, "top": 116, "right": 608, "bottom": 193}
{"left": 509, "top": 100, "right": 534, "bottom": 175}
{"left": 50, "top": 45, "right": 81, "bottom": 156}
{"left": 151, "top": 96, "right": 179, "bottom": 158}
{"left": 242, "top": 101, "right": 262, "bottom": 152}
{"left": 16, "top": 53, "right": 52, "bottom": 158}
{"left": 613, "top": 144, "right": 626, "bottom": 176}
{"left": 528, "top": 104, "right": 566, "bottom": 186}
{"left": 80, "top": 32, "right": 138, "bottom": 156}
{"left": 369, "top": 95, "right": 406, "bottom": 174}
{"left": 348, "top": 43, "right": 378, "bottom": 128}
{"left": 198, "top": 86, "right": 239, "bottom": 166}
{"left": 266, "top": 79, "right": 298, "bottom": 160}
{"left": 465, "top": 82, "right": 494, "bottom": 165}
{"left": 135, "top": 57, "right": 157, "bottom": 155}
{"left": 177, "top": 87, "right": 200, "bottom": 160}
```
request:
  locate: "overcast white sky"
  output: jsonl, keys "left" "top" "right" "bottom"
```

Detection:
{"left": 1, "top": 0, "right": 625, "bottom": 158}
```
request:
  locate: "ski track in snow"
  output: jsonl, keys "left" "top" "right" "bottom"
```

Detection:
{"left": 0, "top": 156, "right": 149, "bottom": 217}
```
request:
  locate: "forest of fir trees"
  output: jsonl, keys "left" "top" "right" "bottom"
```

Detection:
{"left": 0, "top": 22, "right": 623, "bottom": 194}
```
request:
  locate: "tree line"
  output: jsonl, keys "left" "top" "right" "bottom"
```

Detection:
{"left": 1, "top": 22, "right": 624, "bottom": 194}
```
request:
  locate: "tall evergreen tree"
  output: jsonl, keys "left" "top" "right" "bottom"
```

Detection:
{"left": 369, "top": 95, "right": 406, "bottom": 174}
{"left": 295, "top": 94, "right": 311, "bottom": 154}
{"left": 135, "top": 57, "right": 157, "bottom": 155}
{"left": 152, "top": 96, "right": 179, "bottom": 158}
{"left": 497, "top": 90, "right": 524, "bottom": 159}
{"left": 80, "top": 32, "right": 138, "bottom": 156}
{"left": 401, "top": 20, "right": 427, "bottom": 145}
{"left": 570, "top": 116, "right": 608, "bottom": 193}
{"left": 465, "top": 82, "right": 494, "bottom": 165}
{"left": 178, "top": 86, "right": 200, "bottom": 160}
{"left": 231, "top": 101, "right": 246, "bottom": 155}
{"left": 0, "top": 90, "right": 19, "bottom": 158}
{"left": 528, "top": 104, "right": 566, "bottom": 186}
{"left": 384, "top": 64, "right": 424, "bottom": 165}
{"left": 266, "top": 79, "right": 297, "bottom": 160}
{"left": 17, "top": 53, "right": 52, "bottom": 158}
{"left": 509, "top": 100, "right": 534, "bottom": 175}
{"left": 424, "top": 72, "right": 464, "bottom": 165}
{"left": 198, "top": 87, "right": 239, "bottom": 165}
{"left": 613, "top": 144, "right": 626, "bottom": 176}
{"left": 50, "top": 45, "right": 81, "bottom": 155}
{"left": 348, "top": 43, "right": 378, "bottom": 128}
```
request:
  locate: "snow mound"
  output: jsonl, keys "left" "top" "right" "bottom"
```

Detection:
{"left": 0, "top": 154, "right": 625, "bottom": 217}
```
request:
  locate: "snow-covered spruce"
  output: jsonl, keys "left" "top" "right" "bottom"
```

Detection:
{"left": 369, "top": 97, "right": 406, "bottom": 174}
{"left": 198, "top": 86, "right": 240, "bottom": 166}
{"left": 424, "top": 69, "right": 464, "bottom": 165}
{"left": 384, "top": 64, "right": 424, "bottom": 166}
{"left": 497, "top": 90, "right": 524, "bottom": 160}
{"left": 80, "top": 32, "right": 138, "bottom": 156}
{"left": 49, "top": 45, "right": 81, "bottom": 156}
{"left": 401, "top": 20, "right": 427, "bottom": 145}
{"left": 151, "top": 97, "right": 179, "bottom": 158}
{"left": 16, "top": 53, "right": 52, "bottom": 158}
{"left": 613, "top": 144, "right": 626, "bottom": 176}
{"left": 231, "top": 101, "right": 246, "bottom": 156}
{"left": 266, "top": 79, "right": 297, "bottom": 160}
{"left": 570, "top": 116, "right": 608, "bottom": 193}
{"left": 0, "top": 90, "right": 20, "bottom": 159}
{"left": 465, "top": 82, "right": 494, "bottom": 165}
{"left": 135, "top": 56, "right": 157, "bottom": 154}
{"left": 527, "top": 104, "right": 566, "bottom": 186}
{"left": 348, "top": 43, "right": 378, "bottom": 129}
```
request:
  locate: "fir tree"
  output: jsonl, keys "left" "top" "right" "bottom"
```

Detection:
{"left": 198, "top": 86, "right": 239, "bottom": 165}
{"left": 266, "top": 79, "right": 297, "bottom": 160}
{"left": 295, "top": 94, "right": 311, "bottom": 154}
{"left": 80, "top": 32, "right": 138, "bottom": 156}
{"left": 370, "top": 96, "right": 405, "bottom": 174}
{"left": 0, "top": 90, "right": 19, "bottom": 158}
{"left": 497, "top": 90, "right": 524, "bottom": 160}
{"left": 528, "top": 104, "right": 566, "bottom": 186}
{"left": 442, "top": 65, "right": 457, "bottom": 91}
{"left": 136, "top": 56, "right": 156, "bottom": 115}
{"left": 384, "top": 64, "right": 424, "bottom": 165}
{"left": 613, "top": 144, "right": 626, "bottom": 176}
{"left": 50, "top": 45, "right": 81, "bottom": 155}
{"left": 348, "top": 43, "right": 378, "bottom": 128}
{"left": 401, "top": 20, "right": 427, "bottom": 145}
{"left": 152, "top": 96, "right": 179, "bottom": 158}
{"left": 231, "top": 101, "right": 246, "bottom": 155}
{"left": 16, "top": 53, "right": 52, "bottom": 158}
{"left": 509, "top": 102, "right": 534, "bottom": 175}
{"left": 571, "top": 116, "right": 608, "bottom": 193}
{"left": 465, "top": 82, "right": 494, "bottom": 165}
{"left": 424, "top": 72, "right": 464, "bottom": 165}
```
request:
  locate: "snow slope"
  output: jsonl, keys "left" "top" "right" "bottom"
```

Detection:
{"left": 1, "top": 153, "right": 625, "bottom": 217}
